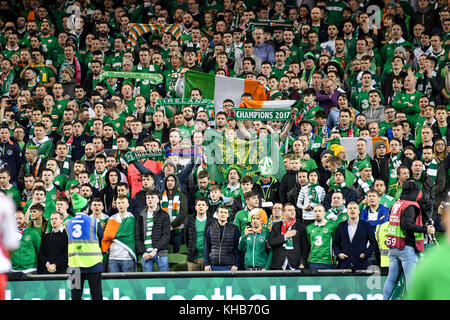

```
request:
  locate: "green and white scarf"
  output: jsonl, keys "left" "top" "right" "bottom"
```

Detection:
{"left": 98, "top": 70, "right": 163, "bottom": 83}
{"left": 59, "top": 157, "right": 71, "bottom": 177}
{"left": 90, "top": 170, "right": 107, "bottom": 190}
{"left": 307, "top": 183, "right": 320, "bottom": 204}
{"left": 352, "top": 155, "right": 371, "bottom": 178}
{"left": 195, "top": 183, "right": 211, "bottom": 198}
{"left": 388, "top": 152, "right": 402, "bottom": 186}
{"left": 357, "top": 177, "right": 374, "bottom": 194}
{"left": 423, "top": 159, "right": 438, "bottom": 183}
{"left": 333, "top": 182, "right": 347, "bottom": 192}
{"left": 327, "top": 205, "right": 347, "bottom": 222}
{"left": 144, "top": 211, "right": 154, "bottom": 253}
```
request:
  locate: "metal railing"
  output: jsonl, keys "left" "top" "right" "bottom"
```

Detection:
{"left": 10, "top": 268, "right": 381, "bottom": 281}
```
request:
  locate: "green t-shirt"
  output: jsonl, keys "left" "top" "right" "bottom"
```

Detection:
{"left": 194, "top": 217, "right": 207, "bottom": 259}
{"left": 306, "top": 220, "right": 338, "bottom": 265}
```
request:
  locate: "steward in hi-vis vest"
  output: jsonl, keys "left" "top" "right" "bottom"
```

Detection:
{"left": 65, "top": 193, "right": 104, "bottom": 300}
{"left": 382, "top": 181, "right": 435, "bottom": 300}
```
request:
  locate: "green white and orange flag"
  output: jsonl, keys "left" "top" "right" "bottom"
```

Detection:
{"left": 101, "top": 212, "right": 136, "bottom": 261}
{"left": 179, "top": 70, "right": 267, "bottom": 113}
{"left": 127, "top": 23, "right": 182, "bottom": 49}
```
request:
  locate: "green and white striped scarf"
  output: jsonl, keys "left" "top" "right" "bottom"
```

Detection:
{"left": 357, "top": 177, "right": 374, "bottom": 194}
{"left": 352, "top": 155, "right": 371, "bottom": 178}
{"left": 144, "top": 211, "right": 154, "bottom": 252}
{"left": 327, "top": 205, "right": 347, "bottom": 222}
{"left": 423, "top": 159, "right": 438, "bottom": 183}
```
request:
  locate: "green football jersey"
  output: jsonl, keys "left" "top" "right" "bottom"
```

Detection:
{"left": 306, "top": 220, "right": 338, "bottom": 265}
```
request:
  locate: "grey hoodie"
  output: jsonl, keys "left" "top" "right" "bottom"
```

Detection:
{"left": 363, "top": 104, "right": 386, "bottom": 123}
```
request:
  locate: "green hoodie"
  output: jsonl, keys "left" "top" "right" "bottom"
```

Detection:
{"left": 238, "top": 229, "right": 273, "bottom": 269}
{"left": 10, "top": 227, "right": 41, "bottom": 273}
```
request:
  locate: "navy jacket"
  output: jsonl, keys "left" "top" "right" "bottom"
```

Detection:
{"left": 333, "top": 219, "right": 376, "bottom": 271}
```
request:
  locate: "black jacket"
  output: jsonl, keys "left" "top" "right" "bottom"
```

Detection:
{"left": 184, "top": 213, "right": 215, "bottom": 262}
{"left": 371, "top": 155, "right": 390, "bottom": 187}
{"left": 322, "top": 187, "right": 357, "bottom": 211}
{"left": 268, "top": 220, "right": 309, "bottom": 269}
{"left": 135, "top": 207, "right": 170, "bottom": 256}
{"left": 37, "top": 229, "right": 68, "bottom": 274}
{"left": 279, "top": 170, "right": 298, "bottom": 204}
{"left": 204, "top": 222, "right": 241, "bottom": 267}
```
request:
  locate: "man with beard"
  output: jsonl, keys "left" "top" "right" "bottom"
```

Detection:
{"left": 181, "top": 12, "right": 195, "bottom": 46}
{"left": 82, "top": 60, "right": 103, "bottom": 96}
{"left": 177, "top": 105, "right": 195, "bottom": 139}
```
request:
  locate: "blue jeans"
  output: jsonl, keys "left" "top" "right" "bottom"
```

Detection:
{"left": 141, "top": 254, "right": 169, "bottom": 272}
{"left": 382, "top": 246, "right": 418, "bottom": 300}
{"left": 308, "top": 263, "right": 336, "bottom": 270}
{"left": 211, "top": 265, "right": 233, "bottom": 271}
{"left": 108, "top": 259, "right": 136, "bottom": 272}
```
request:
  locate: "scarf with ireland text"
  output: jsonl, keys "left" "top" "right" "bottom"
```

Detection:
{"left": 327, "top": 205, "right": 347, "bottom": 222}
{"left": 423, "top": 159, "right": 438, "bottom": 183}
{"left": 144, "top": 210, "right": 154, "bottom": 252}
{"left": 161, "top": 188, "right": 180, "bottom": 222}
{"left": 358, "top": 177, "right": 374, "bottom": 194}
{"left": 388, "top": 152, "right": 402, "bottom": 187}
{"left": 307, "top": 182, "right": 321, "bottom": 204}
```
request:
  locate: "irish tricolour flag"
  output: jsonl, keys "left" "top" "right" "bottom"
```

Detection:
{"left": 179, "top": 70, "right": 267, "bottom": 110}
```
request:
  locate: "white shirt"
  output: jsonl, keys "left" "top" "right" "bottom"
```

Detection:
{"left": 348, "top": 219, "right": 358, "bottom": 243}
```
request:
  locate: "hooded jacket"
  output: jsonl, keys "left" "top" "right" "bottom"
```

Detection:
{"left": 98, "top": 168, "right": 121, "bottom": 213}
{"left": 399, "top": 180, "right": 428, "bottom": 250}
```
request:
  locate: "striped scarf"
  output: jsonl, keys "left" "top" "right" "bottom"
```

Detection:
{"left": 358, "top": 177, "right": 374, "bottom": 194}
{"left": 423, "top": 159, "right": 438, "bottom": 183}
{"left": 352, "top": 155, "right": 371, "bottom": 178}
{"left": 161, "top": 188, "right": 180, "bottom": 221}
{"left": 327, "top": 205, "right": 347, "bottom": 221}
{"left": 144, "top": 211, "right": 154, "bottom": 252}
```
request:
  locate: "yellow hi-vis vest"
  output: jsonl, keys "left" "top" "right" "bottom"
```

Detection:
{"left": 66, "top": 213, "right": 103, "bottom": 268}
{"left": 375, "top": 221, "right": 390, "bottom": 268}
